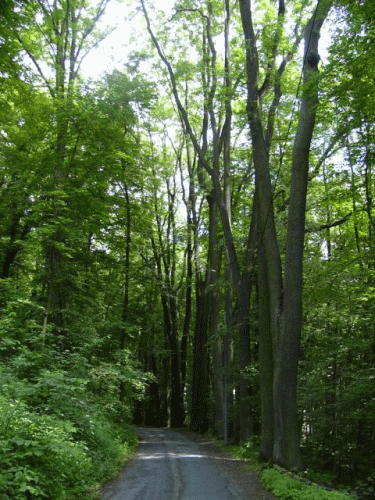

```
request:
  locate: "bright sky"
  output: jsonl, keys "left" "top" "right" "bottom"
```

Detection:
{"left": 81, "top": 0, "right": 175, "bottom": 79}
{"left": 81, "top": 0, "right": 333, "bottom": 80}
{"left": 80, "top": 1, "right": 138, "bottom": 79}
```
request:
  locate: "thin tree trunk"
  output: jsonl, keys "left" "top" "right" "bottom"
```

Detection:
{"left": 222, "top": 0, "right": 235, "bottom": 443}
{"left": 181, "top": 215, "right": 192, "bottom": 394}
{"left": 120, "top": 183, "right": 131, "bottom": 350}
{"left": 237, "top": 283, "right": 253, "bottom": 442}
{"left": 209, "top": 195, "right": 223, "bottom": 437}
{"left": 223, "top": 264, "right": 234, "bottom": 442}
{"left": 190, "top": 279, "right": 210, "bottom": 433}
{"left": 120, "top": 183, "right": 131, "bottom": 403}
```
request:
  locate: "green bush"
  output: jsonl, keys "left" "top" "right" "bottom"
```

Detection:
{"left": 236, "top": 438, "right": 262, "bottom": 464}
{"left": 261, "top": 468, "right": 356, "bottom": 500}
{"left": 0, "top": 308, "right": 145, "bottom": 498}
{"left": 0, "top": 395, "right": 93, "bottom": 499}
{"left": 27, "top": 366, "right": 139, "bottom": 480}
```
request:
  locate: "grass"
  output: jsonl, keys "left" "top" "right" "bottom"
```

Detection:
{"left": 214, "top": 438, "right": 357, "bottom": 500}
{"left": 261, "top": 468, "right": 356, "bottom": 500}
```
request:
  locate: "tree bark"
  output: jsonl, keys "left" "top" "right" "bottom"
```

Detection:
{"left": 273, "top": 1, "right": 332, "bottom": 470}
{"left": 239, "top": 0, "right": 331, "bottom": 469}
{"left": 190, "top": 278, "right": 210, "bottom": 433}
{"left": 208, "top": 195, "right": 224, "bottom": 437}
{"left": 257, "top": 194, "right": 274, "bottom": 460}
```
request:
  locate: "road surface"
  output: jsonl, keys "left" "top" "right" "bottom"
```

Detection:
{"left": 100, "top": 427, "right": 276, "bottom": 500}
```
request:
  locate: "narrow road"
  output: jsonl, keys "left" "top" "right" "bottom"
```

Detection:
{"left": 100, "top": 428, "right": 276, "bottom": 500}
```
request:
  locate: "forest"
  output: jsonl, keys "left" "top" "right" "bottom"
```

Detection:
{"left": 0, "top": 0, "right": 374, "bottom": 498}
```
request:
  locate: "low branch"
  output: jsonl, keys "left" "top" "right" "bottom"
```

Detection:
{"left": 305, "top": 212, "right": 352, "bottom": 233}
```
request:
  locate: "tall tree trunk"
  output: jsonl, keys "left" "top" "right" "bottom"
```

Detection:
{"left": 45, "top": 3, "right": 70, "bottom": 329}
{"left": 239, "top": 0, "right": 284, "bottom": 373}
{"left": 151, "top": 230, "right": 184, "bottom": 428}
{"left": 237, "top": 282, "right": 253, "bottom": 442}
{"left": 180, "top": 212, "right": 192, "bottom": 396}
{"left": 120, "top": 182, "right": 131, "bottom": 351}
{"left": 258, "top": 223, "right": 274, "bottom": 460}
{"left": 119, "top": 183, "right": 131, "bottom": 403}
{"left": 273, "top": 1, "right": 332, "bottom": 470}
{"left": 239, "top": 0, "right": 331, "bottom": 469}
{"left": 222, "top": 0, "right": 235, "bottom": 442}
{"left": 209, "top": 195, "right": 223, "bottom": 437}
{"left": 223, "top": 264, "right": 235, "bottom": 442}
{"left": 190, "top": 278, "right": 210, "bottom": 433}
{"left": 180, "top": 135, "right": 194, "bottom": 402}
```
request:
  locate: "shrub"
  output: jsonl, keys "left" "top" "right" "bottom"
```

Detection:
{"left": 0, "top": 395, "right": 92, "bottom": 499}
{"left": 261, "top": 467, "right": 356, "bottom": 500}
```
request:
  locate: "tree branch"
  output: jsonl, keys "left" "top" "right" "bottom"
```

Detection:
{"left": 305, "top": 212, "right": 353, "bottom": 233}
{"left": 258, "top": 0, "right": 285, "bottom": 99}
{"left": 14, "top": 31, "right": 55, "bottom": 96}
{"left": 140, "top": 0, "right": 213, "bottom": 177}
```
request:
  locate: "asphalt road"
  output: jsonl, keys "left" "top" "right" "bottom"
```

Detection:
{"left": 100, "top": 427, "right": 250, "bottom": 500}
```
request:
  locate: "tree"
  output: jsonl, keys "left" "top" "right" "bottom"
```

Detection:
{"left": 239, "top": 0, "right": 332, "bottom": 469}
{"left": 4, "top": 0, "right": 114, "bottom": 328}
{"left": 140, "top": 0, "right": 260, "bottom": 441}
{"left": 297, "top": 0, "right": 375, "bottom": 484}
{"left": 140, "top": 0, "right": 331, "bottom": 464}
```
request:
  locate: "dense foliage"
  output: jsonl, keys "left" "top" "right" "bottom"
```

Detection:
{"left": 0, "top": 0, "right": 374, "bottom": 498}
{"left": 262, "top": 468, "right": 356, "bottom": 500}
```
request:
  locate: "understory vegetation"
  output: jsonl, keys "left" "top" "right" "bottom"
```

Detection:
{"left": 262, "top": 468, "right": 356, "bottom": 500}
{"left": 0, "top": 301, "right": 143, "bottom": 499}
{"left": 234, "top": 441, "right": 359, "bottom": 500}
